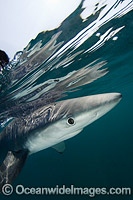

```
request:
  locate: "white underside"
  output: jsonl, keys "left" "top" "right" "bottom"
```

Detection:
{"left": 25, "top": 128, "right": 82, "bottom": 154}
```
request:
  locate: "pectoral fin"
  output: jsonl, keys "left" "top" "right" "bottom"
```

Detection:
{"left": 52, "top": 142, "right": 65, "bottom": 154}
{"left": 0, "top": 150, "right": 28, "bottom": 191}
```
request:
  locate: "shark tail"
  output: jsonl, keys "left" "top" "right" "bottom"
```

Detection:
{"left": 0, "top": 150, "right": 29, "bottom": 192}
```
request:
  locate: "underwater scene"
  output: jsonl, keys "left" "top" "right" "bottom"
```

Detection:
{"left": 0, "top": 0, "right": 133, "bottom": 199}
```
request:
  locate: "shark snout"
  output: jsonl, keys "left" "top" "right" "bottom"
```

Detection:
{"left": 82, "top": 93, "right": 122, "bottom": 109}
{"left": 63, "top": 93, "right": 122, "bottom": 114}
{"left": 103, "top": 93, "right": 122, "bottom": 104}
{"left": 78, "top": 93, "right": 122, "bottom": 123}
{"left": 112, "top": 93, "right": 122, "bottom": 100}
{"left": 90, "top": 93, "right": 122, "bottom": 120}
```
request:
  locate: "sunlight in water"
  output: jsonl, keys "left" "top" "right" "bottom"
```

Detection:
{"left": 0, "top": 0, "right": 132, "bottom": 126}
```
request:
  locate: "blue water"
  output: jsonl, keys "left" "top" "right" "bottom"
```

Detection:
{"left": 0, "top": 0, "right": 133, "bottom": 199}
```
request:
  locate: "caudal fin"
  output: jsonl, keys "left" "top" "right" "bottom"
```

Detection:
{"left": 0, "top": 150, "right": 28, "bottom": 191}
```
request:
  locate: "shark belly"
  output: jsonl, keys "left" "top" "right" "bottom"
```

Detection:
{"left": 24, "top": 127, "right": 82, "bottom": 154}
{"left": 25, "top": 130, "right": 60, "bottom": 154}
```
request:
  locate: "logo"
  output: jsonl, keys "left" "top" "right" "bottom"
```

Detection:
{"left": 2, "top": 184, "right": 13, "bottom": 196}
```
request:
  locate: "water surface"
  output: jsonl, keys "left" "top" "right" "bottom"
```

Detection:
{"left": 0, "top": 0, "right": 133, "bottom": 199}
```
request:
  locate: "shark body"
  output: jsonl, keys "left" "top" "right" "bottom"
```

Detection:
{"left": 0, "top": 93, "right": 122, "bottom": 188}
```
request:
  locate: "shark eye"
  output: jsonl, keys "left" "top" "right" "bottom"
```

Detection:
{"left": 67, "top": 117, "right": 75, "bottom": 125}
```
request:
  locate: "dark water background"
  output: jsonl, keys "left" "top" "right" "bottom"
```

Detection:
{"left": 0, "top": 0, "right": 133, "bottom": 199}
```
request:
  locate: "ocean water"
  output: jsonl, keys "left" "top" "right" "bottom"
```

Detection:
{"left": 0, "top": 0, "right": 133, "bottom": 199}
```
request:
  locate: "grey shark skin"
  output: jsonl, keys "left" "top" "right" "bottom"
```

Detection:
{"left": 0, "top": 93, "right": 122, "bottom": 188}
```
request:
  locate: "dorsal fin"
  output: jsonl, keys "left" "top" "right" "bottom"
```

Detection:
{"left": 0, "top": 150, "right": 28, "bottom": 191}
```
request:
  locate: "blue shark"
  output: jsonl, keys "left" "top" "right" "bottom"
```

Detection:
{"left": 0, "top": 92, "right": 121, "bottom": 188}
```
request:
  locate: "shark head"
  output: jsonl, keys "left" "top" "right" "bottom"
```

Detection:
{"left": 25, "top": 93, "right": 122, "bottom": 154}
{"left": 48, "top": 93, "right": 122, "bottom": 139}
